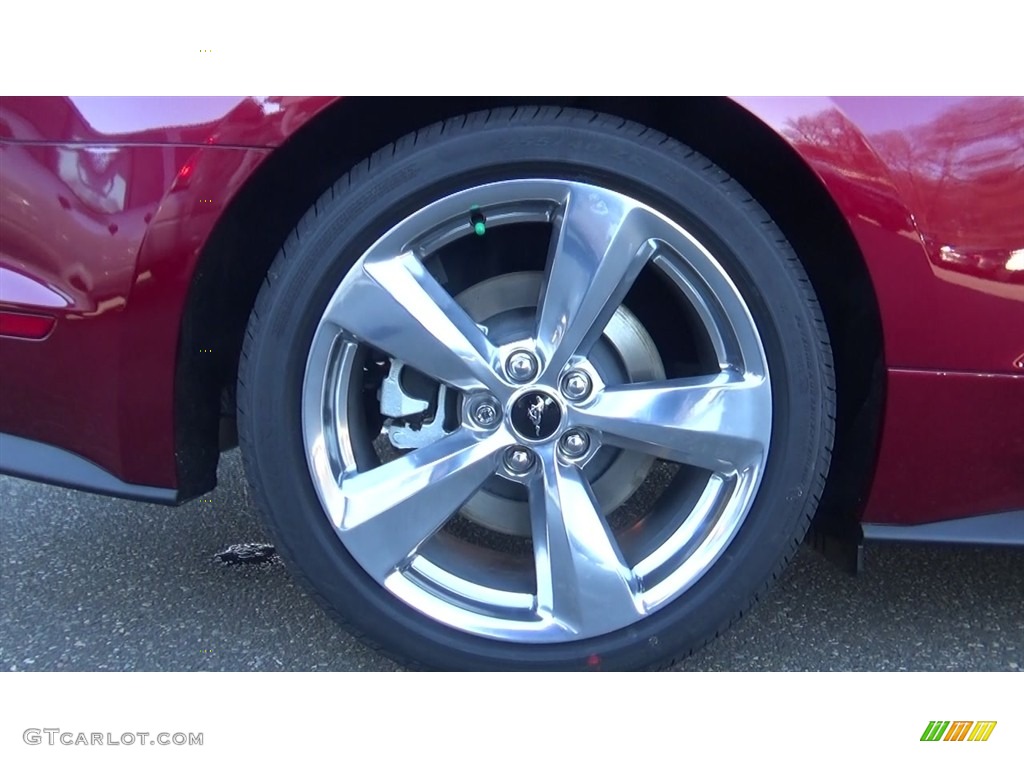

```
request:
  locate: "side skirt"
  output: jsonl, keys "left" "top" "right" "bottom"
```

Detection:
{"left": 0, "top": 433, "right": 181, "bottom": 505}
{"left": 863, "top": 509, "right": 1024, "bottom": 546}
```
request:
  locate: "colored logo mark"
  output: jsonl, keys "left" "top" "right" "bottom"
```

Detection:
{"left": 920, "top": 721, "right": 997, "bottom": 742}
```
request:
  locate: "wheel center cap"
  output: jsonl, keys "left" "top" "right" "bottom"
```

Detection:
{"left": 510, "top": 391, "right": 562, "bottom": 441}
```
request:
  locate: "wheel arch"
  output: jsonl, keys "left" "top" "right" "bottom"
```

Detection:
{"left": 176, "top": 97, "right": 884, "bottom": 533}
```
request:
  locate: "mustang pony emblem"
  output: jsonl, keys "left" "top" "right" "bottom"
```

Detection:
{"left": 527, "top": 395, "right": 553, "bottom": 437}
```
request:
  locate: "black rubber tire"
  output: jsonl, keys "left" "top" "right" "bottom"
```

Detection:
{"left": 237, "top": 106, "right": 835, "bottom": 671}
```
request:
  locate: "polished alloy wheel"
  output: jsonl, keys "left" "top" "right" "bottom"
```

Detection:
{"left": 301, "top": 179, "right": 772, "bottom": 642}
{"left": 239, "top": 107, "right": 834, "bottom": 669}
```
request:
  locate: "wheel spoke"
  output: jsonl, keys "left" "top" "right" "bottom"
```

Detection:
{"left": 325, "top": 250, "right": 507, "bottom": 394}
{"left": 528, "top": 446, "right": 643, "bottom": 635}
{"left": 333, "top": 431, "right": 510, "bottom": 579}
{"left": 573, "top": 371, "right": 771, "bottom": 473}
{"left": 535, "top": 186, "right": 657, "bottom": 379}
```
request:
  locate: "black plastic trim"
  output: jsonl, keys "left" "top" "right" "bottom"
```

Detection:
{"left": 0, "top": 433, "right": 180, "bottom": 505}
{"left": 863, "top": 509, "right": 1024, "bottom": 546}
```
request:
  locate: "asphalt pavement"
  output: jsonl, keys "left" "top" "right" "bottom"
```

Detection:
{"left": 2, "top": 450, "right": 1021, "bottom": 672}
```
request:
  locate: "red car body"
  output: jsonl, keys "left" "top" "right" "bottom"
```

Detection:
{"left": 2, "top": 97, "right": 1022, "bottom": 541}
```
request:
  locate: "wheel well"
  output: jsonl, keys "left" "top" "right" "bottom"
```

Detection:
{"left": 178, "top": 97, "right": 883, "bottom": 532}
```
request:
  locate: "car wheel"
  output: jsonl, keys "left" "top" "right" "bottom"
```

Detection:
{"left": 237, "top": 107, "right": 835, "bottom": 670}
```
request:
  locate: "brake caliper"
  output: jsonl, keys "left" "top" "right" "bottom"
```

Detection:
{"left": 378, "top": 360, "right": 450, "bottom": 449}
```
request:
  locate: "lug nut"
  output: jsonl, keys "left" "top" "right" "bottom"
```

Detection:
{"left": 472, "top": 401, "right": 499, "bottom": 427}
{"left": 503, "top": 446, "right": 535, "bottom": 473}
{"left": 505, "top": 350, "right": 538, "bottom": 382}
{"left": 561, "top": 370, "right": 592, "bottom": 401}
{"left": 559, "top": 430, "right": 590, "bottom": 458}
